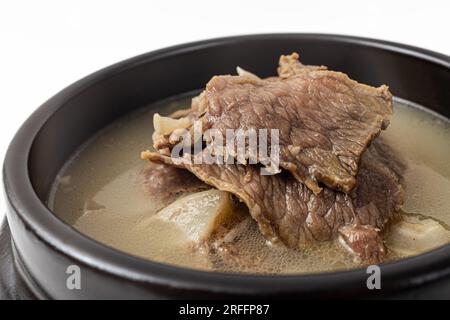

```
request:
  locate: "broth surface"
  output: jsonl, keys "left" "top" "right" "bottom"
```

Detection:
{"left": 48, "top": 95, "right": 450, "bottom": 274}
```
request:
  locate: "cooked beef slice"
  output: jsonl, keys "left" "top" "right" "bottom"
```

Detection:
{"left": 339, "top": 224, "right": 386, "bottom": 265}
{"left": 142, "top": 161, "right": 209, "bottom": 209}
{"left": 153, "top": 53, "right": 393, "bottom": 194}
{"left": 142, "top": 140, "right": 404, "bottom": 264}
{"left": 277, "top": 52, "right": 327, "bottom": 78}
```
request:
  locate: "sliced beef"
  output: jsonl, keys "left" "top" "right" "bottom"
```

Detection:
{"left": 277, "top": 52, "right": 327, "bottom": 78}
{"left": 154, "top": 53, "right": 393, "bottom": 194}
{"left": 339, "top": 224, "right": 386, "bottom": 265}
{"left": 142, "top": 161, "right": 209, "bottom": 210}
{"left": 142, "top": 140, "right": 404, "bottom": 264}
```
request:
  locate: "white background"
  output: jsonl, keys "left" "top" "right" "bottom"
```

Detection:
{"left": 0, "top": 0, "right": 449, "bottom": 220}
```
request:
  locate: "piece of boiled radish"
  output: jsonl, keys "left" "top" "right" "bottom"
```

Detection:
{"left": 388, "top": 215, "right": 450, "bottom": 256}
{"left": 137, "top": 189, "right": 240, "bottom": 244}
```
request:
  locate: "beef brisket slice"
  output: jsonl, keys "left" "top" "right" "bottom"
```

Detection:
{"left": 202, "top": 62, "right": 392, "bottom": 193}
{"left": 143, "top": 140, "right": 404, "bottom": 263}
{"left": 142, "top": 161, "right": 209, "bottom": 209}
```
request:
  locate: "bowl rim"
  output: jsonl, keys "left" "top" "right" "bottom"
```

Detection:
{"left": 3, "top": 33, "right": 450, "bottom": 296}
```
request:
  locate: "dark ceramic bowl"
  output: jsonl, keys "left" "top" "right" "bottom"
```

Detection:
{"left": 2, "top": 34, "right": 450, "bottom": 299}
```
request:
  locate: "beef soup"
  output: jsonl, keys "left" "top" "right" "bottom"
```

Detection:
{"left": 48, "top": 54, "right": 450, "bottom": 275}
{"left": 4, "top": 35, "right": 450, "bottom": 298}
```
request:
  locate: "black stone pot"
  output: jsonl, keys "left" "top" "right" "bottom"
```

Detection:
{"left": 2, "top": 34, "right": 450, "bottom": 299}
